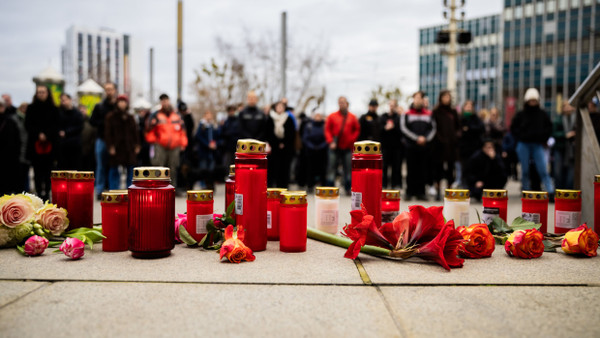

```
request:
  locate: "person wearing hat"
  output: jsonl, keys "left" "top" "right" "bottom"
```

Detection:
{"left": 0, "top": 97, "right": 23, "bottom": 195}
{"left": 105, "top": 95, "right": 140, "bottom": 189}
{"left": 358, "top": 99, "right": 381, "bottom": 141}
{"left": 510, "top": 88, "right": 554, "bottom": 195}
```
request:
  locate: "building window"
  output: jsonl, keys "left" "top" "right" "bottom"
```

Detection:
{"left": 558, "top": 41, "right": 565, "bottom": 56}
{"left": 515, "top": 6, "right": 523, "bottom": 19}
{"left": 570, "top": 0, "right": 580, "bottom": 7}
{"left": 504, "top": 7, "right": 513, "bottom": 20}
{"left": 536, "top": 2, "right": 544, "bottom": 15}
{"left": 87, "top": 34, "right": 92, "bottom": 78}
{"left": 524, "top": 3, "right": 534, "bottom": 16}
{"left": 559, "top": 0, "right": 568, "bottom": 10}
{"left": 547, "top": 0, "right": 556, "bottom": 12}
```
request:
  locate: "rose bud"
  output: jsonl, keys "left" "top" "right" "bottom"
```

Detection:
{"left": 59, "top": 237, "right": 85, "bottom": 260}
{"left": 562, "top": 224, "right": 599, "bottom": 257}
{"left": 24, "top": 235, "right": 49, "bottom": 256}
{"left": 457, "top": 224, "right": 495, "bottom": 258}
{"left": 505, "top": 229, "right": 544, "bottom": 259}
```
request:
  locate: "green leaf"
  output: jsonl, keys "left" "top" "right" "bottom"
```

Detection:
{"left": 198, "top": 233, "right": 208, "bottom": 247}
{"left": 16, "top": 245, "right": 26, "bottom": 256}
{"left": 475, "top": 209, "right": 481, "bottom": 224}
{"left": 490, "top": 217, "right": 511, "bottom": 234}
{"left": 543, "top": 240, "right": 561, "bottom": 252}
{"left": 510, "top": 217, "right": 541, "bottom": 231}
{"left": 225, "top": 216, "right": 235, "bottom": 225}
{"left": 178, "top": 223, "right": 198, "bottom": 246}
{"left": 226, "top": 201, "right": 235, "bottom": 218}
{"left": 48, "top": 241, "right": 63, "bottom": 248}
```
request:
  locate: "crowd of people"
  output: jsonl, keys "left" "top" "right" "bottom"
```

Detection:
{"left": 1, "top": 83, "right": 598, "bottom": 202}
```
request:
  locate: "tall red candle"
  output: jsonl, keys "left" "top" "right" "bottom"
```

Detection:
{"left": 267, "top": 188, "right": 287, "bottom": 241}
{"left": 225, "top": 164, "right": 235, "bottom": 212}
{"left": 482, "top": 189, "right": 508, "bottom": 225}
{"left": 381, "top": 190, "right": 401, "bottom": 224}
{"left": 101, "top": 191, "right": 129, "bottom": 252}
{"left": 351, "top": 141, "right": 383, "bottom": 226}
{"left": 128, "top": 167, "right": 175, "bottom": 258}
{"left": 595, "top": 175, "right": 600, "bottom": 233}
{"left": 521, "top": 191, "right": 549, "bottom": 233}
{"left": 66, "top": 171, "right": 95, "bottom": 230}
{"left": 51, "top": 170, "right": 74, "bottom": 209}
{"left": 279, "top": 191, "right": 307, "bottom": 252}
{"left": 235, "top": 139, "right": 268, "bottom": 252}
{"left": 554, "top": 189, "right": 582, "bottom": 234}
{"left": 186, "top": 190, "right": 214, "bottom": 242}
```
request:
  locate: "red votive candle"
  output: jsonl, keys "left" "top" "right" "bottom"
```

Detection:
{"left": 381, "top": 190, "right": 401, "bottom": 224}
{"left": 225, "top": 164, "right": 235, "bottom": 212}
{"left": 128, "top": 167, "right": 175, "bottom": 258}
{"left": 554, "top": 189, "right": 582, "bottom": 234}
{"left": 66, "top": 171, "right": 95, "bottom": 230}
{"left": 186, "top": 190, "right": 214, "bottom": 242}
{"left": 101, "top": 191, "right": 129, "bottom": 252}
{"left": 595, "top": 175, "right": 600, "bottom": 233}
{"left": 482, "top": 189, "right": 508, "bottom": 225}
{"left": 521, "top": 191, "right": 549, "bottom": 233}
{"left": 235, "top": 139, "right": 268, "bottom": 252}
{"left": 279, "top": 191, "right": 307, "bottom": 252}
{"left": 51, "top": 170, "right": 74, "bottom": 208}
{"left": 267, "top": 188, "right": 287, "bottom": 241}
{"left": 351, "top": 141, "right": 383, "bottom": 227}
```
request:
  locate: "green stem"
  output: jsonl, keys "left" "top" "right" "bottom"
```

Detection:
{"left": 307, "top": 227, "right": 391, "bottom": 257}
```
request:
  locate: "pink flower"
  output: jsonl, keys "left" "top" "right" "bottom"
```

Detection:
{"left": 213, "top": 213, "right": 225, "bottom": 229}
{"left": 0, "top": 195, "right": 35, "bottom": 228}
{"left": 174, "top": 213, "right": 187, "bottom": 243}
{"left": 24, "top": 235, "right": 49, "bottom": 256}
{"left": 36, "top": 204, "right": 69, "bottom": 236}
{"left": 59, "top": 237, "right": 85, "bottom": 259}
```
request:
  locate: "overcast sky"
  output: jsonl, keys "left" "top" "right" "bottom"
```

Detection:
{"left": 0, "top": 0, "right": 502, "bottom": 112}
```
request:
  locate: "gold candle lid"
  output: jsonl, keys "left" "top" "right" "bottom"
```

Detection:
{"left": 353, "top": 141, "right": 381, "bottom": 155}
{"left": 316, "top": 187, "right": 339, "bottom": 198}
{"left": 382, "top": 190, "right": 401, "bottom": 200}
{"left": 229, "top": 164, "right": 236, "bottom": 177}
{"left": 595, "top": 175, "right": 600, "bottom": 183}
{"left": 101, "top": 191, "right": 128, "bottom": 203}
{"left": 483, "top": 189, "right": 507, "bottom": 198}
{"left": 521, "top": 191, "right": 549, "bottom": 200}
{"left": 236, "top": 139, "right": 267, "bottom": 154}
{"left": 133, "top": 167, "right": 171, "bottom": 181}
{"left": 445, "top": 189, "right": 469, "bottom": 200}
{"left": 555, "top": 189, "right": 581, "bottom": 200}
{"left": 187, "top": 190, "right": 214, "bottom": 202}
{"left": 68, "top": 171, "right": 95, "bottom": 180}
{"left": 267, "top": 188, "right": 287, "bottom": 199}
{"left": 109, "top": 189, "right": 129, "bottom": 194}
{"left": 281, "top": 191, "right": 308, "bottom": 205}
{"left": 51, "top": 170, "right": 77, "bottom": 179}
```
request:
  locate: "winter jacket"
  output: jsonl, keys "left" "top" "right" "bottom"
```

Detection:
{"left": 466, "top": 150, "right": 507, "bottom": 190}
{"left": 238, "top": 105, "right": 268, "bottom": 141}
{"left": 0, "top": 113, "right": 22, "bottom": 194}
{"left": 195, "top": 120, "right": 220, "bottom": 161}
{"left": 324, "top": 111, "right": 360, "bottom": 150}
{"left": 379, "top": 112, "right": 402, "bottom": 149}
{"left": 145, "top": 109, "right": 188, "bottom": 150}
{"left": 432, "top": 104, "right": 459, "bottom": 161}
{"left": 266, "top": 114, "right": 296, "bottom": 153}
{"left": 24, "top": 99, "right": 59, "bottom": 160}
{"left": 105, "top": 109, "right": 140, "bottom": 166}
{"left": 459, "top": 113, "right": 485, "bottom": 160}
{"left": 400, "top": 108, "right": 436, "bottom": 146}
{"left": 219, "top": 115, "right": 241, "bottom": 154}
{"left": 302, "top": 119, "right": 328, "bottom": 151}
{"left": 58, "top": 106, "right": 84, "bottom": 148}
{"left": 358, "top": 111, "right": 380, "bottom": 141}
{"left": 89, "top": 98, "right": 116, "bottom": 140}
{"left": 510, "top": 105, "right": 552, "bottom": 144}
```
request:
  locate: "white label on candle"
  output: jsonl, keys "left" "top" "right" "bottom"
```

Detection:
{"left": 267, "top": 210, "right": 272, "bottom": 229}
{"left": 521, "top": 212, "right": 540, "bottom": 224}
{"left": 235, "top": 194, "right": 243, "bottom": 215}
{"left": 196, "top": 214, "right": 212, "bottom": 234}
{"left": 320, "top": 210, "right": 338, "bottom": 227}
{"left": 482, "top": 207, "right": 500, "bottom": 225}
{"left": 459, "top": 212, "right": 470, "bottom": 227}
{"left": 555, "top": 211, "right": 581, "bottom": 229}
{"left": 351, "top": 192, "right": 362, "bottom": 210}
{"left": 381, "top": 211, "right": 399, "bottom": 224}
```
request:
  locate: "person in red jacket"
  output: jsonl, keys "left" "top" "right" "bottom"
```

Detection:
{"left": 145, "top": 93, "right": 188, "bottom": 188}
{"left": 325, "top": 96, "right": 360, "bottom": 195}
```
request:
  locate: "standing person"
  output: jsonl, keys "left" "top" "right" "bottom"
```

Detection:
{"left": 400, "top": 91, "right": 436, "bottom": 201}
{"left": 0, "top": 97, "right": 22, "bottom": 195}
{"left": 358, "top": 99, "right": 380, "bottom": 141}
{"left": 105, "top": 95, "right": 139, "bottom": 189}
{"left": 510, "top": 88, "right": 554, "bottom": 196}
{"left": 431, "top": 90, "right": 459, "bottom": 201}
{"left": 465, "top": 139, "right": 508, "bottom": 201}
{"left": 178, "top": 101, "right": 196, "bottom": 190}
{"left": 552, "top": 103, "right": 576, "bottom": 190}
{"left": 239, "top": 91, "right": 267, "bottom": 141}
{"left": 57, "top": 93, "right": 84, "bottom": 170}
{"left": 379, "top": 99, "right": 403, "bottom": 190}
{"left": 1, "top": 94, "right": 17, "bottom": 115}
{"left": 135, "top": 107, "right": 151, "bottom": 166}
{"left": 458, "top": 100, "right": 485, "bottom": 187}
{"left": 25, "top": 85, "right": 59, "bottom": 201}
{"left": 219, "top": 105, "right": 240, "bottom": 169}
{"left": 90, "top": 82, "right": 117, "bottom": 198}
{"left": 14, "top": 102, "right": 29, "bottom": 192}
{"left": 80, "top": 104, "right": 97, "bottom": 171}
{"left": 485, "top": 107, "right": 506, "bottom": 148}
{"left": 302, "top": 112, "right": 328, "bottom": 192}
{"left": 145, "top": 93, "right": 188, "bottom": 189}
{"left": 266, "top": 101, "right": 296, "bottom": 188}
{"left": 195, "top": 110, "right": 219, "bottom": 190}
{"left": 325, "top": 96, "right": 360, "bottom": 195}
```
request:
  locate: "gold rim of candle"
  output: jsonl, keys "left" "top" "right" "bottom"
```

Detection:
{"left": 187, "top": 190, "right": 214, "bottom": 202}
{"left": 595, "top": 175, "right": 600, "bottom": 183}
{"left": 236, "top": 139, "right": 267, "bottom": 154}
{"left": 132, "top": 167, "right": 171, "bottom": 181}
{"left": 281, "top": 191, "right": 308, "bottom": 205}
{"left": 101, "top": 191, "right": 128, "bottom": 203}
{"left": 483, "top": 189, "right": 507, "bottom": 198}
{"left": 521, "top": 191, "right": 548, "bottom": 200}
{"left": 51, "top": 170, "right": 77, "bottom": 179}
{"left": 267, "top": 188, "right": 287, "bottom": 199}
{"left": 382, "top": 189, "right": 401, "bottom": 200}
{"left": 353, "top": 141, "right": 381, "bottom": 155}
{"left": 67, "top": 171, "right": 95, "bottom": 180}
{"left": 555, "top": 189, "right": 581, "bottom": 200}
{"left": 229, "top": 164, "right": 236, "bottom": 177}
{"left": 316, "top": 187, "right": 339, "bottom": 198}
{"left": 445, "top": 189, "right": 469, "bottom": 200}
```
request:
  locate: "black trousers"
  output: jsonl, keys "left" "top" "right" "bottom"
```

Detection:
{"left": 405, "top": 144, "right": 429, "bottom": 197}
{"left": 382, "top": 147, "right": 403, "bottom": 189}
{"left": 268, "top": 150, "right": 293, "bottom": 189}
{"left": 32, "top": 155, "right": 53, "bottom": 201}
{"left": 306, "top": 148, "right": 328, "bottom": 188}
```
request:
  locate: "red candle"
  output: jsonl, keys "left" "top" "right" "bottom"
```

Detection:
{"left": 128, "top": 167, "right": 175, "bottom": 258}
{"left": 554, "top": 189, "right": 582, "bottom": 234}
{"left": 186, "top": 190, "right": 214, "bottom": 242}
{"left": 225, "top": 164, "right": 235, "bottom": 212}
{"left": 267, "top": 188, "right": 287, "bottom": 241}
{"left": 381, "top": 190, "right": 401, "bottom": 224}
{"left": 51, "top": 170, "right": 73, "bottom": 208}
{"left": 101, "top": 191, "right": 129, "bottom": 252}
{"left": 521, "top": 191, "right": 549, "bottom": 233}
{"left": 351, "top": 141, "right": 383, "bottom": 227}
{"left": 66, "top": 171, "right": 95, "bottom": 230}
{"left": 482, "top": 189, "right": 508, "bottom": 225}
{"left": 235, "top": 139, "right": 268, "bottom": 252}
{"left": 279, "top": 191, "right": 307, "bottom": 252}
{"left": 595, "top": 175, "right": 600, "bottom": 233}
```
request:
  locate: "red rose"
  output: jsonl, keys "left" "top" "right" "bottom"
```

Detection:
{"left": 457, "top": 224, "right": 495, "bottom": 258}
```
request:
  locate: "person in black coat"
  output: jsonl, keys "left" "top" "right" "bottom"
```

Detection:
{"left": 379, "top": 99, "right": 403, "bottom": 189}
{"left": 57, "top": 93, "right": 84, "bottom": 170}
{"left": 431, "top": 90, "right": 460, "bottom": 199}
{"left": 89, "top": 82, "right": 117, "bottom": 197}
{"left": 238, "top": 91, "right": 267, "bottom": 141}
{"left": 302, "top": 112, "right": 328, "bottom": 191}
{"left": 458, "top": 100, "right": 484, "bottom": 187}
{"left": 25, "top": 85, "right": 59, "bottom": 201}
{"left": 266, "top": 101, "right": 296, "bottom": 188}
{"left": 219, "top": 105, "right": 241, "bottom": 168}
{"left": 0, "top": 98, "right": 22, "bottom": 195}
{"left": 358, "top": 99, "right": 380, "bottom": 141}
{"left": 465, "top": 140, "right": 508, "bottom": 201}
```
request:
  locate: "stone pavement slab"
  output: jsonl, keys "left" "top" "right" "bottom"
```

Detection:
{"left": 0, "top": 282, "right": 400, "bottom": 337}
{"left": 0, "top": 281, "right": 49, "bottom": 307}
{"left": 380, "top": 286, "right": 600, "bottom": 338}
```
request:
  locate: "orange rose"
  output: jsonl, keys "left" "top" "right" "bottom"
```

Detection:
{"left": 504, "top": 229, "right": 544, "bottom": 259}
{"left": 219, "top": 225, "right": 255, "bottom": 263}
{"left": 561, "top": 224, "right": 599, "bottom": 257}
{"left": 457, "top": 224, "right": 495, "bottom": 258}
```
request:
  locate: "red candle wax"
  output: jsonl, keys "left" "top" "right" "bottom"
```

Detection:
{"left": 595, "top": 176, "right": 600, "bottom": 233}
{"left": 186, "top": 190, "right": 214, "bottom": 242}
{"left": 128, "top": 167, "right": 175, "bottom": 258}
{"left": 51, "top": 170, "right": 73, "bottom": 209}
{"left": 554, "top": 189, "right": 582, "bottom": 234}
{"left": 66, "top": 171, "right": 95, "bottom": 230}
{"left": 225, "top": 164, "right": 235, "bottom": 212}
{"left": 279, "top": 191, "right": 307, "bottom": 252}
{"left": 235, "top": 139, "right": 268, "bottom": 252}
{"left": 101, "top": 191, "right": 129, "bottom": 252}
{"left": 482, "top": 189, "right": 508, "bottom": 224}
{"left": 521, "top": 191, "right": 549, "bottom": 233}
{"left": 267, "top": 188, "right": 286, "bottom": 241}
{"left": 381, "top": 190, "right": 401, "bottom": 224}
{"left": 351, "top": 141, "right": 383, "bottom": 227}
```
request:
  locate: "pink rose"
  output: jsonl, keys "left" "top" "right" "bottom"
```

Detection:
{"left": 24, "top": 235, "right": 49, "bottom": 256}
{"left": 59, "top": 237, "right": 85, "bottom": 259}
{"left": 36, "top": 204, "right": 69, "bottom": 236}
{"left": 213, "top": 213, "right": 225, "bottom": 229}
{"left": 0, "top": 195, "right": 35, "bottom": 228}
{"left": 174, "top": 213, "right": 187, "bottom": 243}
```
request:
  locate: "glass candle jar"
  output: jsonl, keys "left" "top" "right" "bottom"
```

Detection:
{"left": 521, "top": 191, "right": 549, "bottom": 233}
{"left": 595, "top": 175, "right": 600, "bottom": 233}
{"left": 235, "top": 139, "right": 268, "bottom": 252}
{"left": 101, "top": 191, "right": 129, "bottom": 252}
{"left": 351, "top": 141, "right": 383, "bottom": 227}
{"left": 482, "top": 189, "right": 508, "bottom": 225}
{"left": 267, "top": 188, "right": 287, "bottom": 241}
{"left": 186, "top": 190, "right": 214, "bottom": 242}
{"left": 315, "top": 187, "right": 340, "bottom": 234}
{"left": 554, "top": 189, "right": 582, "bottom": 234}
{"left": 225, "top": 164, "right": 235, "bottom": 212}
{"left": 280, "top": 191, "right": 308, "bottom": 252}
{"left": 66, "top": 171, "right": 95, "bottom": 230}
{"left": 128, "top": 167, "right": 175, "bottom": 258}
{"left": 381, "top": 190, "right": 401, "bottom": 224}
{"left": 443, "top": 189, "right": 470, "bottom": 227}
{"left": 51, "top": 170, "right": 74, "bottom": 209}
